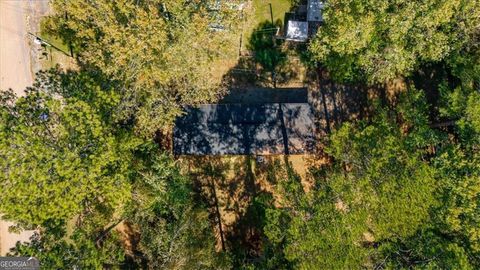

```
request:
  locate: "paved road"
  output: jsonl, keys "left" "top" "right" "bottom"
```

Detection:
{"left": 0, "top": 0, "right": 48, "bottom": 255}
{"left": 0, "top": 0, "right": 34, "bottom": 95}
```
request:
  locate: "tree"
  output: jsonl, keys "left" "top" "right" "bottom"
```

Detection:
{"left": 2, "top": 69, "right": 228, "bottom": 268}
{"left": 377, "top": 84, "right": 480, "bottom": 268}
{"left": 0, "top": 70, "right": 139, "bottom": 229}
{"left": 0, "top": 69, "right": 142, "bottom": 267}
{"left": 377, "top": 229, "right": 474, "bottom": 269}
{"left": 265, "top": 89, "right": 445, "bottom": 268}
{"left": 324, "top": 89, "right": 439, "bottom": 239}
{"left": 309, "top": 0, "right": 480, "bottom": 83}
{"left": 44, "top": 0, "right": 246, "bottom": 136}
{"left": 261, "top": 85, "right": 480, "bottom": 269}
{"left": 10, "top": 226, "right": 126, "bottom": 269}
{"left": 125, "top": 151, "right": 230, "bottom": 269}
{"left": 431, "top": 82, "right": 480, "bottom": 266}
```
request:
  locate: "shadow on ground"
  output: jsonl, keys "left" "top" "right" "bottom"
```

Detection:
{"left": 181, "top": 154, "right": 310, "bottom": 264}
{"left": 223, "top": 18, "right": 307, "bottom": 89}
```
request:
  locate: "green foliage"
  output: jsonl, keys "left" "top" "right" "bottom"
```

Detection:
{"left": 462, "top": 92, "right": 480, "bottom": 136}
{"left": 259, "top": 208, "right": 292, "bottom": 270}
{"left": 434, "top": 84, "right": 480, "bottom": 264}
{"left": 249, "top": 21, "right": 285, "bottom": 71}
{"left": 0, "top": 71, "right": 139, "bottom": 228}
{"left": 11, "top": 227, "right": 126, "bottom": 269}
{"left": 435, "top": 147, "right": 480, "bottom": 257}
{"left": 284, "top": 189, "right": 370, "bottom": 269}
{"left": 3, "top": 0, "right": 478, "bottom": 268}
{"left": 439, "top": 84, "right": 469, "bottom": 119}
{"left": 310, "top": 0, "right": 480, "bottom": 83}
{"left": 326, "top": 91, "right": 439, "bottom": 241}
{"left": 378, "top": 229, "right": 474, "bottom": 269}
{"left": 126, "top": 152, "right": 230, "bottom": 269}
{"left": 261, "top": 85, "right": 480, "bottom": 269}
{"left": 439, "top": 83, "right": 480, "bottom": 145}
{"left": 265, "top": 89, "right": 445, "bottom": 268}
{"left": 1, "top": 70, "right": 224, "bottom": 269}
{"left": 448, "top": 46, "right": 480, "bottom": 90}
{"left": 248, "top": 21, "right": 286, "bottom": 86}
{"left": 0, "top": 70, "right": 139, "bottom": 268}
{"left": 45, "top": 0, "right": 245, "bottom": 136}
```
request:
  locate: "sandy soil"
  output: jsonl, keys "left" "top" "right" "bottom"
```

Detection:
{"left": 0, "top": 0, "right": 49, "bottom": 256}
{"left": 182, "top": 154, "right": 322, "bottom": 251}
{"left": 0, "top": 218, "right": 36, "bottom": 256}
{"left": 0, "top": 0, "right": 33, "bottom": 95}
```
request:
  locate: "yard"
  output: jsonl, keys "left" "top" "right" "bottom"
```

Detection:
{"left": 34, "top": 22, "right": 77, "bottom": 70}
{"left": 242, "top": 0, "right": 292, "bottom": 50}
{"left": 252, "top": 0, "right": 291, "bottom": 28}
{"left": 179, "top": 154, "right": 323, "bottom": 251}
{"left": 178, "top": 2, "right": 319, "bottom": 252}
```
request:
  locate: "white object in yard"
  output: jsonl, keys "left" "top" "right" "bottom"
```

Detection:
{"left": 286, "top": 20, "right": 308, "bottom": 41}
{"left": 33, "top": 38, "right": 42, "bottom": 45}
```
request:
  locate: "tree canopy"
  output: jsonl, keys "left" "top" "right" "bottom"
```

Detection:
{"left": 1, "top": 0, "right": 479, "bottom": 268}
{"left": 0, "top": 70, "right": 138, "bottom": 228}
{"left": 45, "top": 0, "right": 246, "bottom": 135}
{"left": 310, "top": 0, "right": 480, "bottom": 83}
{"left": 0, "top": 70, "right": 225, "bottom": 269}
{"left": 258, "top": 87, "right": 480, "bottom": 269}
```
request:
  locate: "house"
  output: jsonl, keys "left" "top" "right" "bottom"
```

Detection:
{"left": 173, "top": 88, "right": 316, "bottom": 155}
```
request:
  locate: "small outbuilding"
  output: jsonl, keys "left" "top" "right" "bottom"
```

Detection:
{"left": 286, "top": 20, "right": 308, "bottom": 41}
{"left": 283, "top": 0, "right": 325, "bottom": 42}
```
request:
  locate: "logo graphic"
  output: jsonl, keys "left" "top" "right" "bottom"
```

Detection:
{"left": 0, "top": 257, "right": 40, "bottom": 270}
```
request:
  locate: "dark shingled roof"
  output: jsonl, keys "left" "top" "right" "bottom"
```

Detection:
{"left": 173, "top": 103, "right": 316, "bottom": 155}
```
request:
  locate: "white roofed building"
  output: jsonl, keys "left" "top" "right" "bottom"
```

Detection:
{"left": 283, "top": 0, "right": 325, "bottom": 42}
{"left": 286, "top": 20, "right": 308, "bottom": 41}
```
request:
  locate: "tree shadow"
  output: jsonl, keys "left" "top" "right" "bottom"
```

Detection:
{"left": 309, "top": 67, "right": 376, "bottom": 138}
{"left": 185, "top": 156, "right": 261, "bottom": 252}
{"left": 222, "top": 16, "right": 307, "bottom": 89}
{"left": 225, "top": 154, "right": 308, "bottom": 266}
{"left": 182, "top": 153, "right": 311, "bottom": 267}
{"left": 410, "top": 62, "right": 460, "bottom": 122}
{"left": 248, "top": 20, "right": 287, "bottom": 88}
{"left": 173, "top": 103, "right": 316, "bottom": 155}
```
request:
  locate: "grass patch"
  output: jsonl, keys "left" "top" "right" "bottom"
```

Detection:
{"left": 36, "top": 22, "right": 77, "bottom": 70}
{"left": 254, "top": 0, "right": 291, "bottom": 25}
{"left": 39, "top": 23, "right": 70, "bottom": 55}
{"left": 242, "top": 0, "right": 291, "bottom": 45}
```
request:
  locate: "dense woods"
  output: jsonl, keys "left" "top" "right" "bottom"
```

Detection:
{"left": 0, "top": 0, "right": 478, "bottom": 269}
{"left": 309, "top": 0, "right": 480, "bottom": 84}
